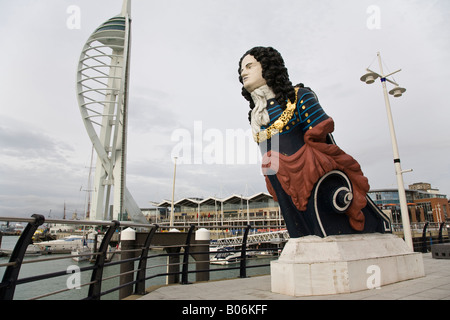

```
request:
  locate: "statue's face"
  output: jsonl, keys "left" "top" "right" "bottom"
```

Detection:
{"left": 240, "top": 55, "right": 266, "bottom": 93}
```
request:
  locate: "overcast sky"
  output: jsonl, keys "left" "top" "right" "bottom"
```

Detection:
{"left": 1, "top": 0, "right": 449, "bottom": 219}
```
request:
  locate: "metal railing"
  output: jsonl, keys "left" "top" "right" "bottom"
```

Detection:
{"left": 393, "top": 221, "right": 449, "bottom": 253}
{"left": 0, "top": 215, "right": 280, "bottom": 300}
{"left": 150, "top": 216, "right": 285, "bottom": 227}
{"left": 3, "top": 215, "right": 447, "bottom": 300}
{"left": 416, "top": 222, "right": 449, "bottom": 253}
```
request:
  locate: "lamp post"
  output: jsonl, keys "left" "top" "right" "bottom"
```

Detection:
{"left": 360, "top": 52, "right": 414, "bottom": 251}
{"left": 170, "top": 157, "right": 177, "bottom": 227}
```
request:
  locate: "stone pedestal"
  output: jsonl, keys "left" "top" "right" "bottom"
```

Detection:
{"left": 271, "top": 233, "right": 424, "bottom": 296}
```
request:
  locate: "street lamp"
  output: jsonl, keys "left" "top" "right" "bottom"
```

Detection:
{"left": 170, "top": 157, "right": 177, "bottom": 227}
{"left": 360, "top": 52, "right": 414, "bottom": 251}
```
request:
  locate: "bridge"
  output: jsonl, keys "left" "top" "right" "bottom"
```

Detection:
{"left": 214, "top": 230, "right": 289, "bottom": 247}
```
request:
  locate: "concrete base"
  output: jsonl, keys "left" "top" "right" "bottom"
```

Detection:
{"left": 271, "top": 233, "right": 425, "bottom": 296}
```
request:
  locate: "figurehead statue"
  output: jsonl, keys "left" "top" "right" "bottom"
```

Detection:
{"left": 239, "top": 46, "right": 390, "bottom": 238}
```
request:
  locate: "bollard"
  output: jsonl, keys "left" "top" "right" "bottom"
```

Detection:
{"left": 194, "top": 228, "right": 210, "bottom": 282}
{"left": 166, "top": 247, "right": 181, "bottom": 284}
{"left": 119, "top": 227, "right": 136, "bottom": 299}
{"left": 166, "top": 228, "right": 181, "bottom": 285}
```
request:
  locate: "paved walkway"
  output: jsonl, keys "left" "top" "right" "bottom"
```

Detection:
{"left": 139, "top": 253, "right": 450, "bottom": 300}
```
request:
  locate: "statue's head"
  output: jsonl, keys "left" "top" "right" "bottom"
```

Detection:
{"left": 238, "top": 47, "right": 296, "bottom": 122}
{"left": 239, "top": 54, "right": 267, "bottom": 93}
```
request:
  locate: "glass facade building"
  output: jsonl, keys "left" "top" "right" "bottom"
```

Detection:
{"left": 368, "top": 188, "right": 449, "bottom": 224}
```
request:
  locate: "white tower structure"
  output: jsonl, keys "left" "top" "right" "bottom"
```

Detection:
{"left": 76, "top": 0, "right": 147, "bottom": 223}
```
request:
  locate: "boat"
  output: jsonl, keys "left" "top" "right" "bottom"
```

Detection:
{"left": 71, "top": 245, "right": 91, "bottom": 262}
{"left": 34, "top": 235, "right": 84, "bottom": 254}
{"left": 71, "top": 145, "right": 95, "bottom": 262}
{"left": 89, "top": 245, "right": 117, "bottom": 263}
{"left": 71, "top": 231, "right": 117, "bottom": 262}
{"left": 0, "top": 244, "right": 42, "bottom": 257}
{"left": 210, "top": 247, "right": 255, "bottom": 265}
{"left": 33, "top": 228, "right": 56, "bottom": 242}
{"left": 0, "top": 223, "right": 25, "bottom": 235}
{"left": 255, "top": 250, "right": 276, "bottom": 257}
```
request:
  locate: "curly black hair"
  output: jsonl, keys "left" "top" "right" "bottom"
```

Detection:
{"left": 238, "top": 47, "right": 297, "bottom": 123}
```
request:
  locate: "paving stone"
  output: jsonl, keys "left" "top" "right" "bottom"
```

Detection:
{"left": 138, "top": 253, "right": 450, "bottom": 300}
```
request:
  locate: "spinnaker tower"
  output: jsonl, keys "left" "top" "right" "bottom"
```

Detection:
{"left": 76, "top": 0, "right": 147, "bottom": 224}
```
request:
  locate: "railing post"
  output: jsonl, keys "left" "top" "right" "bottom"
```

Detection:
{"left": 119, "top": 227, "right": 136, "bottom": 300}
{"left": 438, "top": 222, "right": 445, "bottom": 244}
{"left": 0, "top": 214, "right": 45, "bottom": 300}
{"left": 181, "top": 225, "right": 195, "bottom": 285}
{"left": 193, "top": 228, "right": 210, "bottom": 282}
{"left": 240, "top": 225, "right": 251, "bottom": 278}
{"left": 134, "top": 225, "right": 158, "bottom": 295}
{"left": 87, "top": 220, "right": 120, "bottom": 300}
{"left": 421, "top": 222, "right": 429, "bottom": 253}
{"left": 165, "top": 247, "right": 181, "bottom": 284}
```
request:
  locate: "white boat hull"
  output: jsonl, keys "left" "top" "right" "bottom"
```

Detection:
{"left": 35, "top": 235, "right": 84, "bottom": 254}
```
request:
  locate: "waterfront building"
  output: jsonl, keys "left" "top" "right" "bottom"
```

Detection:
{"left": 143, "top": 192, "right": 283, "bottom": 230}
{"left": 368, "top": 183, "right": 448, "bottom": 225}
{"left": 142, "top": 182, "right": 448, "bottom": 228}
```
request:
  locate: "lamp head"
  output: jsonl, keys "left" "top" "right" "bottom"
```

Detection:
{"left": 389, "top": 86, "right": 406, "bottom": 97}
{"left": 360, "top": 72, "right": 379, "bottom": 84}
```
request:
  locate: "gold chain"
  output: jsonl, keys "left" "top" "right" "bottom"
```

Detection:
{"left": 255, "top": 87, "right": 299, "bottom": 143}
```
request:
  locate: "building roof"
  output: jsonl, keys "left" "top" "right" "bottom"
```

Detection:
{"left": 222, "top": 194, "right": 247, "bottom": 204}
{"left": 175, "top": 198, "right": 201, "bottom": 207}
{"left": 156, "top": 200, "right": 172, "bottom": 208}
{"left": 368, "top": 188, "right": 415, "bottom": 192}
{"left": 155, "top": 192, "right": 275, "bottom": 208}
{"left": 248, "top": 192, "right": 273, "bottom": 202}
{"left": 199, "top": 197, "right": 222, "bottom": 206}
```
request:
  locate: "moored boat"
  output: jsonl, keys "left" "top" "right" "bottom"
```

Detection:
{"left": 210, "top": 247, "right": 256, "bottom": 265}
{"left": 71, "top": 245, "right": 91, "bottom": 262}
{"left": 34, "top": 235, "right": 84, "bottom": 254}
{"left": 0, "top": 244, "right": 42, "bottom": 257}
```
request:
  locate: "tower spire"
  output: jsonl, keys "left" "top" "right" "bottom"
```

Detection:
{"left": 121, "top": 0, "right": 131, "bottom": 17}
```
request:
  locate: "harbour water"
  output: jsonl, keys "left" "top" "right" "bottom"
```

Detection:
{"left": 0, "top": 236, "right": 274, "bottom": 300}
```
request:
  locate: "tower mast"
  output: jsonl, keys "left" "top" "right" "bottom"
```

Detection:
{"left": 76, "top": 0, "right": 147, "bottom": 224}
